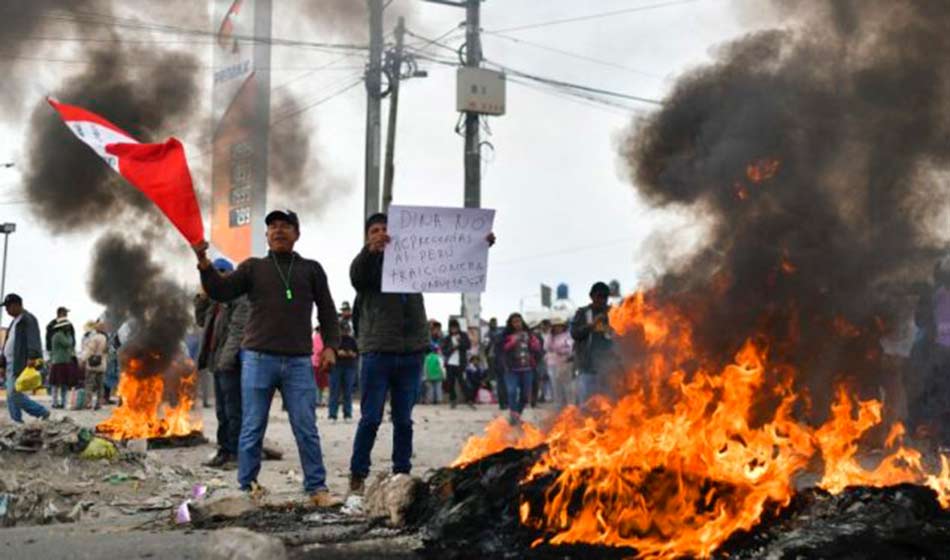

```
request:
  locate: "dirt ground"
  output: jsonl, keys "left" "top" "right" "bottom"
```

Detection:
{"left": 2, "top": 390, "right": 552, "bottom": 502}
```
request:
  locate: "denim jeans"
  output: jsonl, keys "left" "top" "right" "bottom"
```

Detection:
{"left": 214, "top": 370, "right": 242, "bottom": 456}
{"left": 239, "top": 350, "right": 327, "bottom": 493}
{"left": 504, "top": 369, "right": 533, "bottom": 415}
{"left": 328, "top": 363, "right": 357, "bottom": 419}
{"left": 425, "top": 380, "right": 443, "bottom": 404}
{"left": 350, "top": 352, "right": 422, "bottom": 478}
{"left": 5, "top": 370, "right": 48, "bottom": 423}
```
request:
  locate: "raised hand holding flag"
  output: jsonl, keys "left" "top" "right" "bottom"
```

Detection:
{"left": 47, "top": 98, "right": 205, "bottom": 245}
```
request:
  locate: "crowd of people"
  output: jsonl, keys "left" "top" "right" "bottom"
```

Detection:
{"left": 0, "top": 207, "right": 622, "bottom": 506}
{"left": 415, "top": 281, "right": 618, "bottom": 425}
{"left": 0, "top": 297, "right": 119, "bottom": 422}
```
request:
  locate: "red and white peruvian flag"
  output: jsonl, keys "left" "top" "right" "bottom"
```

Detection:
{"left": 47, "top": 97, "right": 205, "bottom": 245}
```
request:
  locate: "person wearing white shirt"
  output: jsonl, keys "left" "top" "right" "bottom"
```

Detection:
{"left": 3, "top": 294, "right": 49, "bottom": 423}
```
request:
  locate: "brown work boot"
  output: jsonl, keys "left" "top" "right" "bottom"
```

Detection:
{"left": 310, "top": 489, "right": 342, "bottom": 508}
{"left": 349, "top": 474, "right": 366, "bottom": 496}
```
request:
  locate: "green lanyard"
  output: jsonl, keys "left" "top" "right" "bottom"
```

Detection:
{"left": 271, "top": 253, "right": 296, "bottom": 301}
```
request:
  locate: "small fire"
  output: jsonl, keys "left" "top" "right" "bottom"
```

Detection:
{"left": 96, "top": 357, "right": 202, "bottom": 440}
{"left": 746, "top": 158, "right": 781, "bottom": 183}
{"left": 455, "top": 292, "right": 950, "bottom": 558}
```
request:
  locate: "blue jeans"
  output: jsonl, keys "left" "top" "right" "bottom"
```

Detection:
{"left": 504, "top": 369, "right": 533, "bottom": 415}
{"left": 350, "top": 352, "right": 422, "bottom": 478}
{"left": 214, "top": 370, "right": 242, "bottom": 455}
{"left": 6, "top": 370, "right": 49, "bottom": 423}
{"left": 239, "top": 350, "right": 327, "bottom": 493}
{"left": 328, "top": 363, "right": 357, "bottom": 419}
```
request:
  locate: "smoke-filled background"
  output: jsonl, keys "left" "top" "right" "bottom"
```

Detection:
{"left": 7, "top": 0, "right": 415, "bottom": 376}
{"left": 624, "top": 0, "right": 950, "bottom": 417}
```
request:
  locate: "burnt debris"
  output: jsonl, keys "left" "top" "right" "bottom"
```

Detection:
{"left": 417, "top": 448, "right": 950, "bottom": 560}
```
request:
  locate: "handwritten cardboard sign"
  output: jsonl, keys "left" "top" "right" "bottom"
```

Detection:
{"left": 382, "top": 205, "right": 495, "bottom": 293}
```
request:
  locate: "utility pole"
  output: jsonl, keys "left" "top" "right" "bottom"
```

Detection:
{"left": 364, "top": 0, "right": 384, "bottom": 219}
{"left": 0, "top": 223, "right": 16, "bottom": 326}
{"left": 461, "top": 0, "right": 483, "bottom": 325}
{"left": 382, "top": 17, "right": 406, "bottom": 214}
{"left": 463, "top": 0, "right": 482, "bottom": 210}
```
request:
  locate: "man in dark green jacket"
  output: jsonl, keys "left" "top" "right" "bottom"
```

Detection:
{"left": 348, "top": 213, "right": 495, "bottom": 493}
{"left": 348, "top": 213, "right": 429, "bottom": 493}
{"left": 3, "top": 294, "right": 49, "bottom": 423}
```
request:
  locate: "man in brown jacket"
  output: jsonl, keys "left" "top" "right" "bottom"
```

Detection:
{"left": 193, "top": 210, "right": 340, "bottom": 506}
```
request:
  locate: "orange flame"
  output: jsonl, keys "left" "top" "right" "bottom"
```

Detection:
{"left": 96, "top": 358, "right": 202, "bottom": 440}
{"left": 455, "top": 291, "right": 950, "bottom": 558}
{"left": 746, "top": 158, "right": 781, "bottom": 183}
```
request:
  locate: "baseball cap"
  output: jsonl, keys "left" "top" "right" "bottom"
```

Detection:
{"left": 265, "top": 209, "right": 300, "bottom": 229}
{"left": 2, "top": 293, "right": 22, "bottom": 307}
{"left": 212, "top": 258, "right": 234, "bottom": 273}
{"left": 590, "top": 281, "right": 610, "bottom": 297}
{"left": 57, "top": 306, "right": 70, "bottom": 315}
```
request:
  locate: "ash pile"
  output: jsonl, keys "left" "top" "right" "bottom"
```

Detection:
{"left": 417, "top": 447, "right": 950, "bottom": 560}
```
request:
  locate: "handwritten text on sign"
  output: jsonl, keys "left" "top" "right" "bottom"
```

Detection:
{"left": 382, "top": 205, "right": 495, "bottom": 293}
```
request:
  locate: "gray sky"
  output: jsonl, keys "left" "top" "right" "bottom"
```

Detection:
{"left": 0, "top": 0, "right": 770, "bottom": 329}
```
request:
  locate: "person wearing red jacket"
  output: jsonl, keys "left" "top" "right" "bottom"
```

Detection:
{"left": 501, "top": 312, "right": 542, "bottom": 425}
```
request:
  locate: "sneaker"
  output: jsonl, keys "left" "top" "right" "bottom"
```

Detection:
{"left": 349, "top": 474, "right": 366, "bottom": 496}
{"left": 508, "top": 411, "right": 521, "bottom": 426}
{"left": 328, "top": 417, "right": 338, "bottom": 423}
{"left": 310, "top": 489, "right": 342, "bottom": 508}
{"left": 467, "top": 403, "right": 477, "bottom": 410}
{"left": 343, "top": 416, "right": 353, "bottom": 424}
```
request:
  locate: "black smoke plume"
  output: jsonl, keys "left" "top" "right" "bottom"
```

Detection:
{"left": 89, "top": 234, "right": 192, "bottom": 376}
{"left": 24, "top": 48, "right": 200, "bottom": 232}
{"left": 624, "top": 1, "right": 950, "bottom": 413}
{"left": 15, "top": 3, "right": 203, "bottom": 378}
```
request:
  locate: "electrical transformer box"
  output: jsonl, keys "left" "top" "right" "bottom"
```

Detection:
{"left": 456, "top": 67, "right": 506, "bottom": 116}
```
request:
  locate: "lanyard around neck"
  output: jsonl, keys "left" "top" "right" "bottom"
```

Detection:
{"left": 271, "top": 253, "right": 296, "bottom": 301}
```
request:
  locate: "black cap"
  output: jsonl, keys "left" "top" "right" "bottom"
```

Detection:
{"left": 590, "top": 281, "right": 610, "bottom": 297}
{"left": 57, "top": 306, "right": 70, "bottom": 315}
{"left": 365, "top": 212, "right": 387, "bottom": 233}
{"left": 265, "top": 209, "right": 300, "bottom": 229}
{"left": 2, "top": 293, "right": 22, "bottom": 307}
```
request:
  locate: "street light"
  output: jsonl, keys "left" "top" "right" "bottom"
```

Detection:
{"left": 0, "top": 222, "right": 16, "bottom": 325}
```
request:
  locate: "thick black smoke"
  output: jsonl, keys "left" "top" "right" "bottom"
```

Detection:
{"left": 15, "top": 3, "right": 203, "bottom": 378}
{"left": 24, "top": 48, "right": 200, "bottom": 231}
{"left": 88, "top": 234, "right": 192, "bottom": 376}
{"left": 624, "top": 1, "right": 950, "bottom": 410}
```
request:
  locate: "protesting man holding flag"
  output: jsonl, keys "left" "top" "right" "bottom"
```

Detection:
{"left": 193, "top": 210, "right": 341, "bottom": 506}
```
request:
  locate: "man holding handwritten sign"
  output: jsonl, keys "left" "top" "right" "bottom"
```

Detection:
{"left": 348, "top": 208, "right": 495, "bottom": 494}
{"left": 381, "top": 206, "right": 496, "bottom": 294}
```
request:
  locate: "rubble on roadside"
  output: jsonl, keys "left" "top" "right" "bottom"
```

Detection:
{"left": 0, "top": 416, "right": 231, "bottom": 528}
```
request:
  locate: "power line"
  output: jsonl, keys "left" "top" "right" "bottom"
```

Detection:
{"left": 507, "top": 76, "right": 642, "bottom": 115}
{"left": 404, "top": 29, "right": 663, "bottom": 106}
{"left": 488, "top": 0, "right": 701, "bottom": 34}
{"left": 0, "top": 52, "right": 364, "bottom": 72}
{"left": 485, "top": 59, "right": 663, "bottom": 106}
{"left": 271, "top": 78, "right": 363, "bottom": 126}
{"left": 484, "top": 31, "right": 664, "bottom": 80}
{"left": 2, "top": 9, "right": 369, "bottom": 52}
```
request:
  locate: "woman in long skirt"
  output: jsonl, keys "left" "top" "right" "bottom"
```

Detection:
{"left": 48, "top": 320, "right": 79, "bottom": 409}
